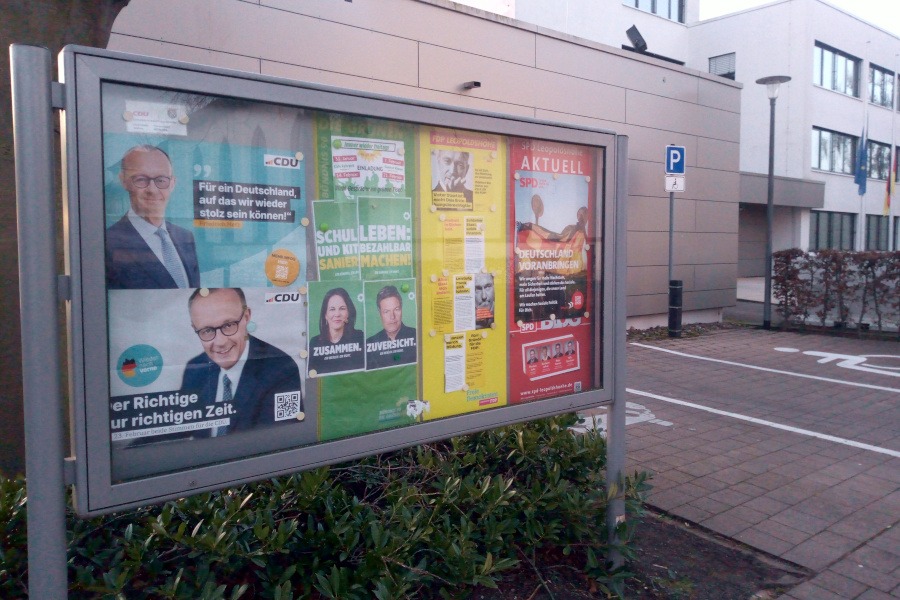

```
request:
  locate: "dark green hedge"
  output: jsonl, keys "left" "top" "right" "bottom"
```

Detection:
{"left": 0, "top": 415, "right": 648, "bottom": 599}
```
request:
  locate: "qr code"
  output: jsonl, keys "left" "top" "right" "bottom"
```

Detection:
{"left": 275, "top": 264, "right": 289, "bottom": 281}
{"left": 274, "top": 391, "right": 302, "bottom": 421}
{"left": 574, "top": 381, "right": 582, "bottom": 393}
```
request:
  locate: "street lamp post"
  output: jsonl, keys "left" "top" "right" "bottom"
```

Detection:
{"left": 755, "top": 75, "right": 791, "bottom": 330}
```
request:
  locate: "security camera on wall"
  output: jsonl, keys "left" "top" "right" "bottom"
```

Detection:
{"left": 626, "top": 25, "right": 648, "bottom": 53}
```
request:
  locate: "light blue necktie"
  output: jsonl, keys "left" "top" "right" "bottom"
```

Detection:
{"left": 155, "top": 227, "right": 188, "bottom": 288}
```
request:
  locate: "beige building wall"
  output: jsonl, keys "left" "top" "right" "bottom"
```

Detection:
{"left": 108, "top": 0, "right": 742, "bottom": 322}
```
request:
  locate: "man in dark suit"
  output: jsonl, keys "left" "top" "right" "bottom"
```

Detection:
{"left": 182, "top": 288, "right": 303, "bottom": 436}
{"left": 365, "top": 285, "right": 417, "bottom": 370}
{"left": 432, "top": 149, "right": 474, "bottom": 204}
{"left": 106, "top": 145, "right": 200, "bottom": 289}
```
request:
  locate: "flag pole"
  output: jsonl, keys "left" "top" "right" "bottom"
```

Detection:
{"left": 859, "top": 42, "right": 871, "bottom": 251}
{"left": 889, "top": 54, "right": 898, "bottom": 249}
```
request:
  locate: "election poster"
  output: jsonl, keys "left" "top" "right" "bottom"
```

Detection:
{"left": 508, "top": 138, "right": 600, "bottom": 403}
{"left": 363, "top": 279, "right": 418, "bottom": 371}
{"left": 306, "top": 280, "right": 366, "bottom": 378}
{"left": 418, "top": 127, "right": 508, "bottom": 420}
{"left": 103, "top": 104, "right": 310, "bottom": 290}
{"left": 107, "top": 288, "right": 314, "bottom": 446}
{"left": 311, "top": 114, "right": 421, "bottom": 441}
{"left": 312, "top": 200, "right": 361, "bottom": 281}
{"left": 314, "top": 113, "right": 415, "bottom": 201}
{"left": 357, "top": 198, "right": 414, "bottom": 281}
{"left": 314, "top": 277, "right": 422, "bottom": 438}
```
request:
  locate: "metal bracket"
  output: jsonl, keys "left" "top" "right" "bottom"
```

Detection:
{"left": 57, "top": 274, "right": 71, "bottom": 302}
{"left": 63, "top": 457, "right": 76, "bottom": 486}
{"left": 51, "top": 82, "right": 65, "bottom": 110}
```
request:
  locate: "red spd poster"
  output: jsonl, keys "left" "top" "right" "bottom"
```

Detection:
{"left": 507, "top": 138, "right": 598, "bottom": 403}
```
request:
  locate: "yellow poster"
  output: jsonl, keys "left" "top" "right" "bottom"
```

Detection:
{"left": 419, "top": 128, "right": 507, "bottom": 419}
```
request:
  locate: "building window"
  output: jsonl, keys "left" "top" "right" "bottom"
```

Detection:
{"left": 813, "top": 42, "right": 860, "bottom": 97}
{"left": 810, "top": 211, "right": 856, "bottom": 250}
{"left": 709, "top": 53, "right": 735, "bottom": 80}
{"left": 867, "top": 140, "right": 891, "bottom": 180}
{"left": 623, "top": 0, "right": 684, "bottom": 23}
{"left": 866, "top": 215, "right": 890, "bottom": 250}
{"left": 811, "top": 127, "right": 857, "bottom": 174}
{"left": 869, "top": 64, "right": 894, "bottom": 108}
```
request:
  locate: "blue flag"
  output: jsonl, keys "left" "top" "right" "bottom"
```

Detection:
{"left": 854, "top": 127, "right": 868, "bottom": 196}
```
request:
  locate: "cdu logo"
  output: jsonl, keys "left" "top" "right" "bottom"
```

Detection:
{"left": 264, "top": 154, "right": 302, "bottom": 169}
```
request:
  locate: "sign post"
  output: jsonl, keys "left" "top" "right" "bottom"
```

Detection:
{"left": 11, "top": 44, "right": 69, "bottom": 598}
{"left": 665, "top": 146, "right": 685, "bottom": 338}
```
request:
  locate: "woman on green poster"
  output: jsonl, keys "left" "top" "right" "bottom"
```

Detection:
{"left": 307, "top": 287, "right": 365, "bottom": 376}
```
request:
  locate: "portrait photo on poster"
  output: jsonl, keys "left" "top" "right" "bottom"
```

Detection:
{"left": 364, "top": 279, "right": 418, "bottom": 370}
{"left": 473, "top": 272, "right": 495, "bottom": 329}
{"left": 430, "top": 148, "right": 474, "bottom": 211}
{"left": 105, "top": 144, "right": 200, "bottom": 290}
{"left": 107, "top": 287, "right": 310, "bottom": 447}
{"left": 306, "top": 281, "right": 366, "bottom": 377}
{"left": 101, "top": 84, "right": 310, "bottom": 292}
{"left": 520, "top": 335, "right": 581, "bottom": 381}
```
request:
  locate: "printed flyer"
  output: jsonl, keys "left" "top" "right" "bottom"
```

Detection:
{"left": 419, "top": 127, "right": 508, "bottom": 420}
{"left": 312, "top": 115, "right": 420, "bottom": 440}
{"left": 507, "top": 138, "right": 600, "bottom": 403}
{"left": 314, "top": 113, "right": 415, "bottom": 201}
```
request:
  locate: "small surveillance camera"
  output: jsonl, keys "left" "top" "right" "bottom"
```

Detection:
{"left": 462, "top": 81, "right": 481, "bottom": 90}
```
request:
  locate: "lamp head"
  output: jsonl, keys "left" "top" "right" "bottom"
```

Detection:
{"left": 755, "top": 75, "right": 791, "bottom": 100}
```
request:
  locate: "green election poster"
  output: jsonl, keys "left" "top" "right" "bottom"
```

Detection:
{"left": 357, "top": 197, "right": 414, "bottom": 281}
{"left": 312, "top": 200, "right": 361, "bottom": 281}
{"left": 313, "top": 115, "right": 421, "bottom": 440}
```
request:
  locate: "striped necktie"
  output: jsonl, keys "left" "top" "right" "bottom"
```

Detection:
{"left": 155, "top": 227, "right": 188, "bottom": 288}
{"left": 213, "top": 374, "right": 233, "bottom": 437}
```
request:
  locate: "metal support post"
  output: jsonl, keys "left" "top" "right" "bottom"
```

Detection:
{"left": 667, "top": 190, "right": 675, "bottom": 284}
{"left": 11, "top": 44, "right": 69, "bottom": 598}
{"left": 667, "top": 189, "right": 682, "bottom": 338}
{"left": 763, "top": 96, "right": 776, "bottom": 330}
{"left": 606, "top": 135, "right": 629, "bottom": 568}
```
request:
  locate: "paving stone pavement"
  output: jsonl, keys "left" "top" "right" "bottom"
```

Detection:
{"left": 594, "top": 328, "right": 900, "bottom": 599}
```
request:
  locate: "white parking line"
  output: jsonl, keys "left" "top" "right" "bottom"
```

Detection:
{"left": 630, "top": 343, "right": 900, "bottom": 394}
{"left": 626, "top": 387, "right": 900, "bottom": 458}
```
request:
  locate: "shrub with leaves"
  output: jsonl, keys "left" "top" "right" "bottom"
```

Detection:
{"left": 772, "top": 248, "right": 812, "bottom": 327}
{"left": 0, "top": 415, "right": 648, "bottom": 599}
{"left": 773, "top": 249, "right": 899, "bottom": 331}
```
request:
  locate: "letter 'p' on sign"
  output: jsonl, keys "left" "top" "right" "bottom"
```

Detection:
{"left": 665, "top": 146, "right": 685, "bottom": 175}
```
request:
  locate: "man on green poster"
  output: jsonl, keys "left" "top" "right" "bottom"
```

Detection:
{"left": 365, "top": 285, "right": 417, "bottom": 370}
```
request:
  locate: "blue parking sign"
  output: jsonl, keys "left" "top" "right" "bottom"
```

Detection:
{"left": 666, "top": 146, "right": 685, "bottom": 175}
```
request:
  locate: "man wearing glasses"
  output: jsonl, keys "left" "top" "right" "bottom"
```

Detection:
{"left": 181, "top": 287, "right": 303, "bottom": 435}
{"left": 106, "top": 145, "right": 200, "bottom": 289}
